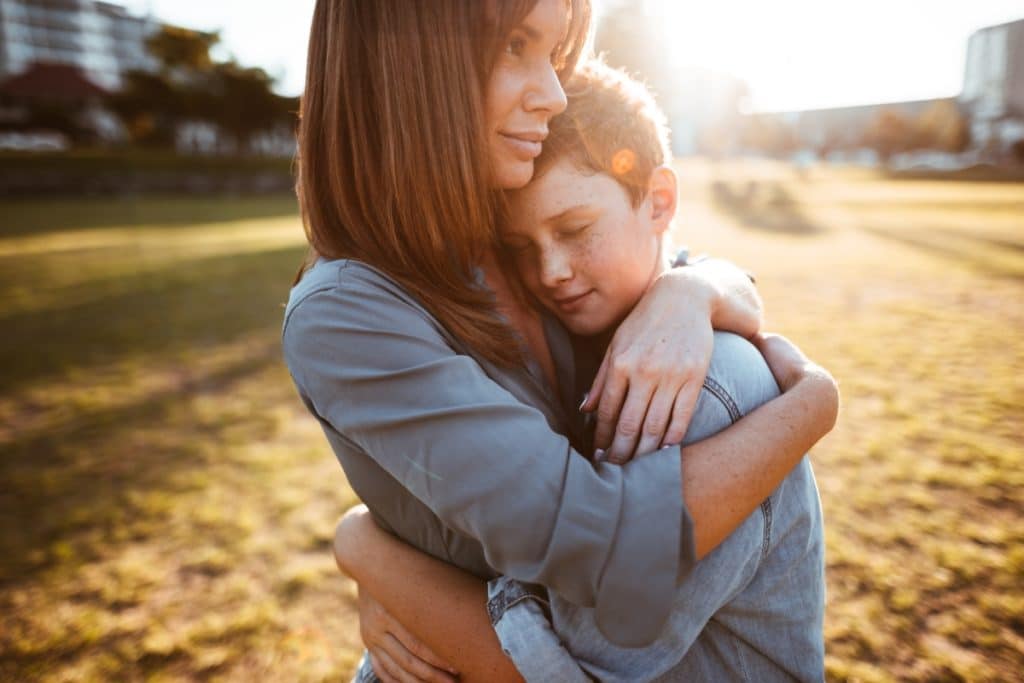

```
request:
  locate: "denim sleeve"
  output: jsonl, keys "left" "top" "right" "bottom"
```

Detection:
{"left": 282, "top": 262, "right": 689, "bottom": 646}
{"left": 683, "top": 332, "right": 781, "bottom": 445}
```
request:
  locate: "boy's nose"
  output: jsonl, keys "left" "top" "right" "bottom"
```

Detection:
{"left": 539, "top": 248, "right": 572, "bottom": 288}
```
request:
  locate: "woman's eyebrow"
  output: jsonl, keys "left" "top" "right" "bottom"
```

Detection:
{"left": 516, "top": 23, "right": 543, "bottom": 42}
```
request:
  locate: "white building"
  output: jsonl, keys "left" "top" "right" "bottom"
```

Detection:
{"left": 961, "top": 18, "right": 1024, "bottom": 158}
{"left": 0, "top": 0, "right": 158, "bottom": 91}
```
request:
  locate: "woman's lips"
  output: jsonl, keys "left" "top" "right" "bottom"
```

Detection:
{"left": 500, "top": 132, "right": 544, "bottom": 160}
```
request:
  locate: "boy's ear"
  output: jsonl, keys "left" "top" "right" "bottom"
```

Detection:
{"left": 647, "top": 165, "right": 677, "bottom": 235}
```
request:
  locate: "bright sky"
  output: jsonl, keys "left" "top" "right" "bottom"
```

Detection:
{"left": 123, "top": 0, "right": 1022, "bottom": 112}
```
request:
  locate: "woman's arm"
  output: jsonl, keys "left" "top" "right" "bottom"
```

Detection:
{"left": 339, "top": 335, "right": 837, "bottom": 678}
{"left": 334, "top": 506, "right": 523, "bottom": 683}
{"left": 585, "top": 258, "right": 763, "bottom": 462}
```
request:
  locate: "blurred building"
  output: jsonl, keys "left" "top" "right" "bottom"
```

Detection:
{"left": 0, "top": 0, "right": 158, "bottom": 92}
{"left": 791, "top": 100, "right": 942, "bottom": 148}
{"left": 667, "top": 67, "right": 748, "bottom": 157}
{"left": 961, "top": 18, "right": 1024, "bottom": 159}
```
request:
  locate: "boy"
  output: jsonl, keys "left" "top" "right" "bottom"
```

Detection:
{"left": 488, "top": 60, "right": 826, "bottom": 681}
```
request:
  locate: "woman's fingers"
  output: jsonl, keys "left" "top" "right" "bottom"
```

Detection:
{"left": 662, "top": 379, "right": 701, "bottom": 448}
{"left": 605, "top": 379, "right": 656, "bottom": 464}
{"left": 584, "top": 354, "right": 608, "bottom": 413}
{"left": 633, "top": 382, "right": 679, "bottom": 457}
{"left": 591, "top": 361, "right": 629, "bottom": 452}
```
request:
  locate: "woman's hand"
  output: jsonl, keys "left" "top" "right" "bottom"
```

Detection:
{"left": 752, "top": 332, "right": 836, "bottom": 395}
{"left": 358, "top": 586, "right": 459, "bottom": 683}
{"left": 584, "top": 262, "right": 762, "bottom": 464}
{"left": 752, "top": 332, "right": 839, "bottom": 434}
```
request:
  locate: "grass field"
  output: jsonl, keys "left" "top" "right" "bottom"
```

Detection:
{"left": 1, "top": 163, "right": 1022, "bottom": 682}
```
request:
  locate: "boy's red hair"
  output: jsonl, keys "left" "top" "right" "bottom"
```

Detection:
{"left": 534, "top": 59, "right": 671, "bottom": 207}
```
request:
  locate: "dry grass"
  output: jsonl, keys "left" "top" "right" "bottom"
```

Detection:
{"left": 1, "top": 165, "right": 1022, "bottom": 681}
{"left": 678, "top": 160, "right": 1024, "bottom": 682}
{"left": 0, "top": 197, "right": 362, "bottom": 682}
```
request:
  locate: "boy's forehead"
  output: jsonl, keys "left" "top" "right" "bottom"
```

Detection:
{"left": 514, "top": 159, "right": 608, "bottom": 221}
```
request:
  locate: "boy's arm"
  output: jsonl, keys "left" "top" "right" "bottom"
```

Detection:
{"left": 334, "top": 506, "right": 524, "bottom": 683}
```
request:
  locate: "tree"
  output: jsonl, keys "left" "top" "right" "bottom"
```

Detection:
{"left": 863, "top": 108, "right": 913, "bottom": 165}
{"left": 913, "top": 100, "right": 971, "bottom": 154}
{"left": 106, "top": 24, "right": 295, "bottom": 154}
{"left": 1011, "top": 139, "right": 1024, "bottom": 165}
{"left": 146, "top": 25, "right": 219, "bottom": 76}
{"left": 205, "top": 62, "right": 295, "bottom": 152}
{"left": 107, "top": 70, "right": 181, "bottom": 146}
{"left": 740, "top": 114, "right": 798, "bottom": 159}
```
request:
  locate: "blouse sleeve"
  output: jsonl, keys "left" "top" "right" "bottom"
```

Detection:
{"left": 282, "top": 264, "right": 695, "bottom": 646}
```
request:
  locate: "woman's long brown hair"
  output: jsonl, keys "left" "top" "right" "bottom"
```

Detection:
{"left": 296, "top": 0, "right": 590, "bottom": 366}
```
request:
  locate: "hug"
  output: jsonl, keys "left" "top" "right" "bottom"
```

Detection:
{"left": 283, "top": 1, "right": 838, "bottom": 681}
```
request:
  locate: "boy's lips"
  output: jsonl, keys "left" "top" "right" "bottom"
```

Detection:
{"left": 552, "top": 289, "right": 594, "bottom": 313}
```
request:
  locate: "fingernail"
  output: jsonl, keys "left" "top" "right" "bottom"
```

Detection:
{"left": 594, "top": 448, "right": 606, "bottom": 462}
{"left": 578, "top": 392, "right": 589, "bottom": 412}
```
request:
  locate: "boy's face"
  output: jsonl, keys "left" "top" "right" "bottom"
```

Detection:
{"left": 502, "top": 158, "right": 670, "bottom": 336}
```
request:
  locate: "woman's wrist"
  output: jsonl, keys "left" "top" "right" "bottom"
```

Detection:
{"left": 654, "top": 266, "right": 717, "bottom": 320}
{"left": 668, "top": 259, "right": 762, "bottom": 337}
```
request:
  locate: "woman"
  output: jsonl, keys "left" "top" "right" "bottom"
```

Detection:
{"left": 283, "top": 1, "right": 837, "bottom": 680}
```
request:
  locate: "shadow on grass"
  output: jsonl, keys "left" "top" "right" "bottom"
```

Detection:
{"left": 710, "top": 180, "right": 826, "bottom": 236}
{"left": 861, "top": 225, "right": 1024, "bottom": 281}
{"left": 0, "top": 194, "right": 299, "bottom": 238}
{"left": 0, "top": 344, "right": 283, "bottom": 584}
{"left": 931, "top": 227, "right": 1024, "bottom": 255}
{"left": 0, "top": 244, "right": 306, "bottom": 394}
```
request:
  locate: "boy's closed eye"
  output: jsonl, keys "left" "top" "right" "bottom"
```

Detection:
{"left": 557, "top": 222, "right": 592, "bottom": 239}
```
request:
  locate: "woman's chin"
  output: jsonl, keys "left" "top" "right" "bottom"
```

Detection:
{"left": 494, "top": 160, "right": 536, "bottom": 190}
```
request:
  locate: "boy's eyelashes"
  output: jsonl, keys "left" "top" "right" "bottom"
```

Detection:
{"left": 499, "top": 222, "right": 591, "bottom": 253}
{"left": 559, "top": 223, "right": 591, "bottom": 238}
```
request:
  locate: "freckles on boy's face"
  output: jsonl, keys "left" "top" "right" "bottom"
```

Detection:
{"left": 502, "top": 159, "right": 665, "bottom": 337}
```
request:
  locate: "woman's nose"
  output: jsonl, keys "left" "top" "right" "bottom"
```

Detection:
{"left": 524, "top": 61, "right": 567, "bottom": 117}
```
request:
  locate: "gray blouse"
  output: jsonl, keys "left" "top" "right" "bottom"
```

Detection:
{"left": 281, "top": 258, "right": 696, "bottom": 646}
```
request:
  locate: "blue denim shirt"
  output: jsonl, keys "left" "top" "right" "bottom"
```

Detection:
{"left": 282, "top": 257, "right": 697, "bottom": 646}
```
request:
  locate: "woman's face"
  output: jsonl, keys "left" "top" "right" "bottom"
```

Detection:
{"left": 485, "top": 0, "right": 571, "bottom": 190}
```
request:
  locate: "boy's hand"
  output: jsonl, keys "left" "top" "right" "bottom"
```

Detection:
{"left": 584, "top": 274, "right": 715, "bottom": 464}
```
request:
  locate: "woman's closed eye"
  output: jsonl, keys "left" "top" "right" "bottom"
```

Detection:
{"left": 499, "top": 238, "right": 533, "bottom": 254}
